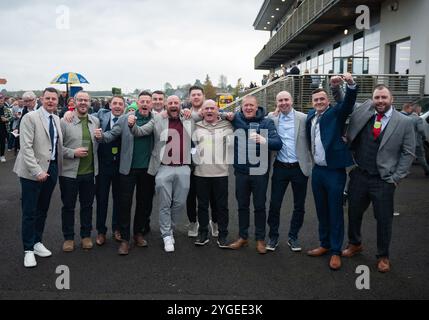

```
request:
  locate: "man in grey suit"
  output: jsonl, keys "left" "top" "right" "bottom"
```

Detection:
{"left": 13, "top": 87, "right": 63, "bottom": 268}
{"left": 340, "top": 84, "right": 416, "bottom": 273}
{"left": 95, "top": 91, "right": 155, "bottom": 255}
{"left": 128, "top": 95, "right": 195, "bottom": 253}
{"left": 401, "top": 103, "right": 429, "bottom": 176}
{"left": 266, "top": 91, "right": 312, "bottom": 252}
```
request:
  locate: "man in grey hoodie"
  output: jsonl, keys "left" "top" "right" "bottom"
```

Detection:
{"left": 192, "top": 100, "right": 234, "bottom": 248}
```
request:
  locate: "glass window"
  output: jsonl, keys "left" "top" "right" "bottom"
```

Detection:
{"left": 324, "top": 49, "right": 332, "bottom": 63}
{"left": 333, "top": 43, "right": 341, "bottom": 60}
{"left": 365, "top": 26, "right": 380, "bottom": 50}
{"left": 342, "top": 38, "right": 353, "bottom": 57}
{"left": 354, "top": 37, "right": 364, "bottom": 55}
{"left": 324, "top": 63, "right": 332, "bottom": 74}
{"left": 365, "top": 47, "right": 380, "bottom": 74}
{"left": 393, "top": 39, "right": 411, "bottom": 74}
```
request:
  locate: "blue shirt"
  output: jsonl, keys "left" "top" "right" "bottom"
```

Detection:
{"left": 277, "top": 110, "right": 298, "bottom": 163}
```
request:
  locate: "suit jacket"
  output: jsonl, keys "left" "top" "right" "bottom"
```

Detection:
{"left": 61, "top": 114, "right": 100, "bottom": 178}
{"left": 131, "top": 114, "right": 194, "bottom": 176}
{"left": 101, "top": 111, "right": 153, "bottom": 175}
{"left": 267, "top": 109, "right": 313, "bottom": 177}
{"left": 13, "top": 108, "right": 63, "bottom": 180}
{"left": 347, "top": 103, "right": 416, "bottom": 184}
{"left": 306, "top": 86, "right": 357, "bottom": 169}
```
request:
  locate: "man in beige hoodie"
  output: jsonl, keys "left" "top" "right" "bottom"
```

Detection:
{"left": 192, "top": 100, "right": 234, "bottom": 248}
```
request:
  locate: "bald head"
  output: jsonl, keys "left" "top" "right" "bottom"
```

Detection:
{"left": 276, "top": 91, "right": 293, "bottom": 114}
{"left": 202, "top": 99, "right": 219, "bottom": 123}
{"left": 166, "top": 95, "right": 181, "bottom": 119}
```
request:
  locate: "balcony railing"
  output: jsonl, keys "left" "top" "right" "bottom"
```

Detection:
{"left": 255, "top": 0, "right": 340, "bottom": 69}
{"left": 225, "top": 74, "right": 426, "bottom": 114}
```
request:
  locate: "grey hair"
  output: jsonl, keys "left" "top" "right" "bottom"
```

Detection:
{"left": 22, "top": 91, "right": 37, "bottom": 100}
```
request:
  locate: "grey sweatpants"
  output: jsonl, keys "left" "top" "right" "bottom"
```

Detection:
{"left": 155, "top": 165, "right": 191, "bottom": 238}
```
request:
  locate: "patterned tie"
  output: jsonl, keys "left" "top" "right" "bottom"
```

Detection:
{"left": 311, "top": 114, "right": 321, "bottom": 156}
{"left": 49, "top": 115, "right": 55, "bottom": 155}
{"left": 373, "top": 113, "right": 383, "bottom": 140}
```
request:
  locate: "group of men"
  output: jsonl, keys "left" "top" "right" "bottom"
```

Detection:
{"left": 14, "top": 73, "right": 417, "bottom": 274}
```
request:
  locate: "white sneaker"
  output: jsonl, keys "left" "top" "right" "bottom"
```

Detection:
{"left": 0, "top": 156, "right": 6, "bottom": 163}
{"left": 163, "top": 236, "right": 175, "bottom": 253}
{"left": 209, "top": 220, "right": 219, "bottom": 237}
{"left": 188, "top": 222, "right": 199, "bottom": 238}
{"left": 33, "top": 242, "right": 52, "bottom": 257}
{"left": 24, "top": 251, "right": 37, "bottom": 268}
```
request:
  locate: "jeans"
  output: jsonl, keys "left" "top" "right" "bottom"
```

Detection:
{"left": 195, "top": 176, "right": 229, "bottom": 239}
{"left": 268, "top": 164, "right": 308, "bottom": 242}
{"left": 235, "top": 172, "right": 269, "bottom": 241}
{"left": 60, "top": 173, "right": 96, "bottom": 240}
{"left": 20, "top": 162, "right": 58, "bottom": 251}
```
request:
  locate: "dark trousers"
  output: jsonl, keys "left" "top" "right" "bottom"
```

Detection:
{"left": 119, "top": 169, "right": 155, "bottom": 241}
{"left": 268, "top": 163, "right": 308, "bottom": 242}
{"left": 187, "top": 172, "right": 218, "bottom": 224}
{"left": 195, "top": 176, "right": 229, "bottom": 239}
{"left": 0, "top": 128, "right": 6, "bottom": 156}
{"left": 347, "top": 168, "right": 396, "bottom": 258}
{"left": 311, "top": 166, "right": 346, "bottom": 256}
{"left": 95, "top": 169, "right": 120, "bottom": 235}
{"left": 20, "top": 162, "right": 58, "bottom": 251}
{"left": 235, "top": 172, "right": 269, "bottom": 241}
{"left": 60, "top": 173, "right": 95, "bottom": 240}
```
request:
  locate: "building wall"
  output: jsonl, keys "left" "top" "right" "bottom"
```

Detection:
{"left": 379, "top": 0, "right": 429, "bottom": 94}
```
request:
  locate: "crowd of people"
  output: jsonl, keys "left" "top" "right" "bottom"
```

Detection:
{"left": 2, "top": 73, "right": 426, "bottom": 275}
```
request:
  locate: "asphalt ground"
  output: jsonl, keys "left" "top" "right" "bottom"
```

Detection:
{"left": 0, "top": 150, "right": 428, "bottom": 301}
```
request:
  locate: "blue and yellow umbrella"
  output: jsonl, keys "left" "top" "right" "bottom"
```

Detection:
{"left": 51, "top": 72, "right": 89, "bottom": 96}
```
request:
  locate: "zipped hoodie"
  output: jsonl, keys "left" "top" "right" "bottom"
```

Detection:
{"left": 231, "top": 107, "right": 282, "bottom": 175}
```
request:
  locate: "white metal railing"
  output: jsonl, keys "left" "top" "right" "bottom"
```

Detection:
{"left": 224, "top": 74, "right": 426, "bottom": 113}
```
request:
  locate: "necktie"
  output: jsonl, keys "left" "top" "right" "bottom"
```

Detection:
{"left": 113, "top": 117, "right": 118, "bottom": 124}
{"left": 49, "top": 115, "right": 55, "bottom": 157}
{"left": 373, "top": 113, "right": 383, "bottom": 140}
{"left": 311, "top": 114, "right": 321, "bottom": 156}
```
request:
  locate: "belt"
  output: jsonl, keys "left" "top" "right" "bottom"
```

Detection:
{"left": 275, "top": 160, "right": 300, "bottom": 169}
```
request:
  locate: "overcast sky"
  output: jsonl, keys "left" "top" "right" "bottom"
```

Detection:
{"left": 0, "top": 0, "right": 270, "bottom": 93}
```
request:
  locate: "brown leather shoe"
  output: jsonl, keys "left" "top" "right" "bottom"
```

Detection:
{"left": 329, "top": 255, "right": 342, "bottom": 270}
{"left": 377, "top": 257, "right": 391, "bottom": 273}
{"left": 256, "top": 240, "right": 267, "bottom": 254}
{"left": 63, "top": 240, "right": 75, "bottom": 252}
{"left": 229, "top": 238, "right": 249, "bottom": 250}
{"left": 342, "top": 244, "right": 363, "bottom": 258}
{"left": 81, "top": 237, "right": 93, "bottom": 250}
{"left": 113, "top": 230, "right": 122, "bottom": 242}
{"left": 134, "top": 234, "right": 148, "bottom": 248}
{"left": 307, "top": 247, "right": 329, "bottom": 257}
{"left": 118, "top": 241, "right": 129, "bottom": 256}
{"left": 96, "top": 234, "right": 106, "bottom": 246}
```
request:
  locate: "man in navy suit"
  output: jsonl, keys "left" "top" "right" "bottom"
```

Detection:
{"left": 95, "top": 96, "right": 125, "bottom": 246}
{"left": 306, "top": 73, "right": 357, "bottom": 270}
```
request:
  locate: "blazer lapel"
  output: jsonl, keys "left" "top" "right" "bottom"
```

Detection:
{"left": 38, "top": 109, "right": 51, "bottom": 140}
{"left": 379, "top": 109, "right": 400, "bottom": 150}
{"left": 294, "top": 111, "right": 300, "bottom": 142}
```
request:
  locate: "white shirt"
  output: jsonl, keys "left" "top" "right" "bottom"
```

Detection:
{"left": 375, "top": 106, "right": 393, "bottom": 132}
{"left": 40, "top": 107, "right": 58, "bottom": 161}
{"left": 311, "top": 110, "right": 327, "bottom": 166}
{"left": 110, "top": 112, "right": 119, "bottom": 129}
